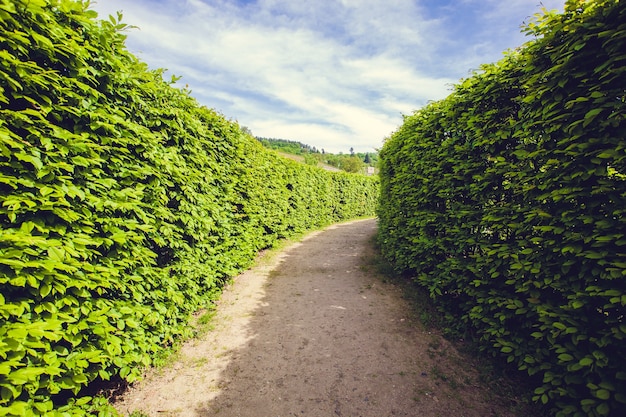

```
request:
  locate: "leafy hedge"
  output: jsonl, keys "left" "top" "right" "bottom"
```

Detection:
{"left": 0, "top": 1, "right": 378, "bottom": 415}
{"left": 377, "top": 1, "right": 625, "bottom": 416}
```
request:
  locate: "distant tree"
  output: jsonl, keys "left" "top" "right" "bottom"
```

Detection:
{"left": 350, "top": 147, "right": 354, "bottom": 156}
{"left": 342, "top": 156, "right": 364, "bottom": 173}
{"left": 241, "top": 126, "right": 253, "bottom": 136}
{"left": 303, "top": 153, "right": 318, "bottom": 166}
{"left": 358, "top": 151, "right": 379, "bottom": 167}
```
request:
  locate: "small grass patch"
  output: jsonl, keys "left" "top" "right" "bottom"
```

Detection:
{"left": 129, "top": 411, "right": 150, "bottom": 417}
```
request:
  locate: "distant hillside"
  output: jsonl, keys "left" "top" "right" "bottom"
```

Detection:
{"left": 256, "top": 137, "right": 318, "bottom": 154}
{"left": 256, "top": 137, "right": 378, "bottom": 174}
{"left": 276, "top": 152, "right": 341, "bottom": 172}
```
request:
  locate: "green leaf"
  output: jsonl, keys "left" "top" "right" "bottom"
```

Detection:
{"left": 39, "top": 283, "right": 52, "bottom": 298}
{"left": 39, "top": 186, "right": 55, "bottom": 197}
{"left": 596, "top": 402, "right": 610, "bottom": 416}
{"left": 6, "top": 401, "right": 29, "bottom": 416}
{"left": 8, "top": 367, "right": 46, "bottom": 384}
{"left": 14, "top": 152, "right": 43, "bottom": 170}
{"left": 595, "top": 389, "right": 610, "bottom": 400}
{"left": 47, "top": 247, "right": 65, "bottom": 262}
{"left": 583, "top": 108, "right": 602, "bottom": 127}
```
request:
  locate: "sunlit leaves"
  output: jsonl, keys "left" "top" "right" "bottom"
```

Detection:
{"left": 0, "top": 0, "right": 378, "bottom": 415}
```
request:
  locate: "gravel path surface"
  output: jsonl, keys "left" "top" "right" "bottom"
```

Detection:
{"left": 115, "top": 219, "right": 523, "bottom": 417}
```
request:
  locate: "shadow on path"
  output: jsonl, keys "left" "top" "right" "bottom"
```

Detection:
{"left": 115, "top": 219, "right": 521, "bottom": 417}
{"left": 193, "top": 219, "right": 498, "bottom": 417}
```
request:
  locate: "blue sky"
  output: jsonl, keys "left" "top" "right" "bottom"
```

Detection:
{"left": 89, "top": 0, "right": 564, "bottom": 154}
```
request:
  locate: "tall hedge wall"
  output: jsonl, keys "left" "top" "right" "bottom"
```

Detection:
{"left": 0, "top": 1, "right": 378, "bottom": 415}
{"left": 377, "top": 1, "right": 625, "bottom": 416}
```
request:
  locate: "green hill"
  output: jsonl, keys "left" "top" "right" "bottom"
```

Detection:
{"left": 256, "top": 137, "right": 378, "bottom": 174}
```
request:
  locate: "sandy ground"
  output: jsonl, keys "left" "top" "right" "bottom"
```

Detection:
{"left": 114, "top": 219, "right": 525, "bottom": 417}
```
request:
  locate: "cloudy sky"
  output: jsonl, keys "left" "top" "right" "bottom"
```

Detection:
{"left": 89, "top": 0, "right": 564, "bottom": 154}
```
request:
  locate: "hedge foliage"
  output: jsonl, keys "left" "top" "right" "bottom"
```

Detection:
{"left": 377, "top": 1, "right": 625, "bottom": 416}
{"left": 0, "top": 1, "right": 378, "bottom": 415}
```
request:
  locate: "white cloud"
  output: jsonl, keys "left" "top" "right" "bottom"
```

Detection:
{"left": 90, "top": 0, "right": 565, "bottom": 153}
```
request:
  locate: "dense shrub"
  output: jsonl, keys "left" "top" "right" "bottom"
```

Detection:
{"left": 377, "top": 1, "right": 625, "bottom": 416}
{"left": 0, "top": 1, "right": 378, "bottom": 415}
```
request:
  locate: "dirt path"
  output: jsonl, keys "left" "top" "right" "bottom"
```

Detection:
{"left": 115, "top": 219, "right": 523, "bottom": 417}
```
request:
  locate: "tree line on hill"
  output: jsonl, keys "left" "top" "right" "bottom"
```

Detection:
{"left": 255, "top": 137, "right": 378, "bottom": 173}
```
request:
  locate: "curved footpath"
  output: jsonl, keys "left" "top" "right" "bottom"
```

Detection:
{"left": 115, "top": 219, "right": 528, "bottom": 417}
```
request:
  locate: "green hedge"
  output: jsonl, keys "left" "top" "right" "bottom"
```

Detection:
{"left": 0, "top": 1, "right": 378, "bottom": 415}
{"left": 377, "top": 1, "right": 625, "bottom": 416}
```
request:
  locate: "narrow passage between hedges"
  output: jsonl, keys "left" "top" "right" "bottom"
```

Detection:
{"left": 114, "top": 219, "right": 532, "bottom": 417}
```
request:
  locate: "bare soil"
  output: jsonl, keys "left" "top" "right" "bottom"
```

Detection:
{"left": 114, "top": 219, "right": 532, "bottom": 417}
